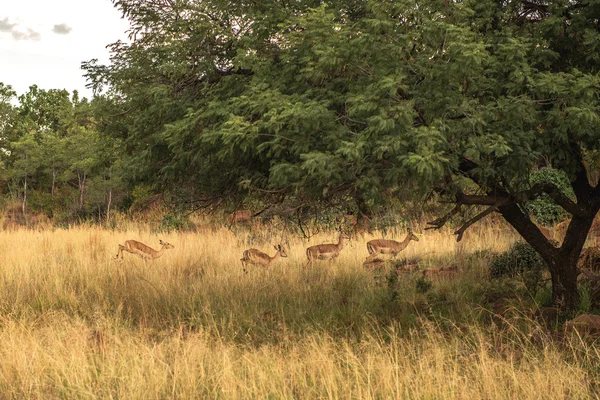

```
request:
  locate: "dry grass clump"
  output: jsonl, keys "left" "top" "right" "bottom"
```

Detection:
{"left": 0, "top": 222, "right": 595, "bottom": 398}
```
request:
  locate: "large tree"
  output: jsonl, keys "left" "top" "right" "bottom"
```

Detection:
{"left": 86, "top": 0, "right": 600, "bottom": 308}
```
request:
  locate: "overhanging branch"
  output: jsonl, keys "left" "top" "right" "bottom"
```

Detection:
{"left": 426, "top": 204, "right": 462, "bottom": 230}
{"left": 455, "top": 205, "right": 499, "bottom": 242}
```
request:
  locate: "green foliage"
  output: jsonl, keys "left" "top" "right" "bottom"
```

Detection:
{"left": 27, "top": 190, "right": 53, "bottom": 216}
{"left": 0, "top": 84, "right": 126, "bottom": 221}
{"left": 490, "top": 241, "right": 546, "bottom": 295}
{"left": 535, "top": 285, "right": 553, "bottom": 308}
{"left": 578, "top": 282, "right": 592, "bottom": 313}
{"left": 526, "top": 168, "right": 574, "bottom": 225}
{"left": 491, "top": 241, "right": 546, "bottom": 278}
{"left": 79, "top": 0, "right": 600, "bottom": 225}
{"left": 130, "top": 185, "right": 155, "bottom": 212}
{"left": 159, "top": 214, "right": 196, "bottom": 233}
{"left": 415, "top": 276, "right": 433, "bottom": 294}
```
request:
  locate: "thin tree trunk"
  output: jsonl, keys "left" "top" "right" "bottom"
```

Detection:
{"left": 22, "top": 177, "right": 27, "bottom": 217}
{"left": 78, "top": 172, "right": 86, "bottom": 211}
{"left": 51, "top": 169, "right": 56, "bottom": 200}
{"left": 106, "top": 189, "right": 112, "bottom": 224}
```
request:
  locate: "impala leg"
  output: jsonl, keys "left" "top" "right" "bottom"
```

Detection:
{"left": 116, "top": 244, "right": 125, "bottom": 259}
{"left": 304, "top": 250, "right": 313, "bottom": 269}
{"left": 241, "top": 259, "right": 248, "bottom": 274}
{"left": 304, "top": 258, "right": 313, "bottom": 269}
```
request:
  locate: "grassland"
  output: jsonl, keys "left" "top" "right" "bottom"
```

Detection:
{"left": 0, "top": 221, "right": 597, "bottom": 399}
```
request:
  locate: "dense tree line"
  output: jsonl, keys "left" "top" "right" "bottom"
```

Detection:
{"left": 0, "top": 83, "right": 125, "bottom": 223}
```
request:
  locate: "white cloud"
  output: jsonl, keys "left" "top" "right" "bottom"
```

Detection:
{"left": 12, "top": 28, "right": 41, "bottom": 41}
{"left": 0, "top": 17, "right": 41, "bottom": 41}
{"left": 0, "top": 17, "right": 16, "bottom": 32}
{"left": 52, "top": 23, "right": 72, "bottom": 35}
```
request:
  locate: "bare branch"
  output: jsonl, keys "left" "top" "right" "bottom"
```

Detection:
{"left": 426, "top": 204, "right": 462, "bottom": 230}
{"left": 458, "top": 194, "right": 510, "bottom": 206}
{"left": 455, "top": 206, "right": 499, "bottom": 242}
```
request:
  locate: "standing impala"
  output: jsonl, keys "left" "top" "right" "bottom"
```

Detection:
{"left": 365, "top": 228, "right": 419, "bottom": 261}
{"left": 115, "top": 239, "right": 175, "bottom": 261}
{"left": 304, "top": 233, "right": 350, "bottom": 268}
{"left": 241, "top": 244, "right": 288, "bottom": 273}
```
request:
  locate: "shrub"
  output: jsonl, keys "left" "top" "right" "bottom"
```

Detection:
{"left": 415, "top": 276, "right": 433, "bottom": 293}
{"left": 490, "top": 241, "right": 546, "bottom": 295}
{"left": 158, "top": 214, "right": 196, "bottom": 232}
{"left": 526, "top": 167, "right": 574, "bottom": 225}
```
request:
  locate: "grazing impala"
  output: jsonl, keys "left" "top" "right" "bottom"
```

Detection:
{"left": 305, "top": 233, "right": 350, "bottom": 268}
{"left": 365, "top": 228, "right": 419, "bottom": 262}
{"left": 241, "top": 244, "right": 288, "bottom": 273}
{"left": 115, "top": 239, "right": 175, "bottom": 261}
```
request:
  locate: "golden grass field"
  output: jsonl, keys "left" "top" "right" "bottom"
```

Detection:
{"left": 0, "top": 220, "right": 597, "bottom": 399}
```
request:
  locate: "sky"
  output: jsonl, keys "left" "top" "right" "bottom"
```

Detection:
{"left": 0, "top": 0, "right": 130, "bottom": 99}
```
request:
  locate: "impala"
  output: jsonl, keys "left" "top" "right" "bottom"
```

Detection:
{"left": 422, "top": 265, "right": 460, "bottom": 279}
{"left": 227, "top": 210, "right": 252, "bottom": 226}
{"left": 365, "top": 228, "right": 419, "bottom": 261}
{"left": 115, "top": 239, "right": 175, "bottom": 261}
{"left": 304, "top": 233, "right": 350, "bottom": 268}
{"left": 241, "top": 244, "right": 288, "bottom": 273}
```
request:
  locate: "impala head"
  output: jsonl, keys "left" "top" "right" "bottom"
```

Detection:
{"left": 407, "top": 228, "right": 419, "bottom": 242}
{"left": 274, "top": 244, "right": 288, "bottom": 258}
{"left": 159, "top": 240, "right": 175, "bottom": 249}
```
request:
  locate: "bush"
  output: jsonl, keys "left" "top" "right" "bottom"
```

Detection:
{"left": 490, "top": 242, "right": 545, "bottom": 278}
{"left": 158, "top": 214, "right": 196, "bottom": 232}
{"left": 490, "top": 241, "right": 546, "bottom": 295}
{"left": 526, "top": 167, "right": 574, "bottom": 225}
{"left": 415, "top": 276, "right": 433, "bottom": 293}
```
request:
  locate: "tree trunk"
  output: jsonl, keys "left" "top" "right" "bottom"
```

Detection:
{"left": 547, "top": 253, "right": 581, "bottom": 308}
{"left": 556, "top": 256, "right": 580, "bottom": 308}
{"left": 51, "top": 169, "right": 56, "bottom": 200}
{"left": 22, "top": 177, "right": 27, "bottom": 217}
{"left": 498, "top": 203, "right": 598, "bottom": 309}
{"left": 78, "top": 172, "right": 86, "bottom": 211}
{"left": 106, "top": 189, "right": 112, "bottom": 224}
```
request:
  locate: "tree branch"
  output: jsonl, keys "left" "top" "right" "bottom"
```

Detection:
{"left": 426, "top": 204, "right": 461, "bottom": 230}
{"left": 458, "top": 194, "right": 510, "bottom": 206}
{"left": 523, "top": 183, "right": 587, "bottom": 217}
{"left": 455, "top": 205, "right": 499, "bottom": 242}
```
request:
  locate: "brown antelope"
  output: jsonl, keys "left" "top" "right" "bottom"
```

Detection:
{"left": 227, "top": 210, "right": 252, "bottom": 226}
{"left": 241, "top": 244, "right": 288, "bottom": 273}
{"left": 365, "top": 228, "right": 419, "bottom": 262}
{"left": 555, "top": 216, "right": 600, "bottom": 245}
{"left": 305, "top": 233, "right": 350, "bottom": 268}
{"left": 422, "top": 265, "right": 460, "bottom": 279}
{"left": 115, "top": 239, "right": 175, "bottom": 261}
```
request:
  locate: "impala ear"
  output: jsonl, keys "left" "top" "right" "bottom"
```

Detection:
{"left": 159, "top": 239, "right": 164, "bottom": 245}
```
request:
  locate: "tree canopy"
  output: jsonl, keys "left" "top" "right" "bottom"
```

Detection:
{"left": 71, "top": 0, "right": 600, "bottom": 306}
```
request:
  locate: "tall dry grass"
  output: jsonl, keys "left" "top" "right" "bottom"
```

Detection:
{"left": 0, "top": 222, "right": 596, "bottom": 398}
